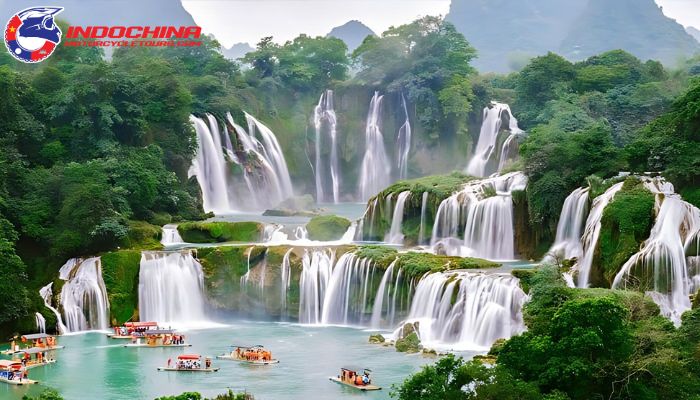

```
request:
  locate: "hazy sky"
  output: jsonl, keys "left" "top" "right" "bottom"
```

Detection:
{"left": 182, "top": 0, "right": 700, "bottom": 48}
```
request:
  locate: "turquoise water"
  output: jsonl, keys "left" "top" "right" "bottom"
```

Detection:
{"left": 2, "top": 321, "right": 455, "bottom": 400}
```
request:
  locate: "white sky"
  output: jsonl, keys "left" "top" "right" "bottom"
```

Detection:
{"left": 181, "top": 0, "right": 700, "bottom": 49}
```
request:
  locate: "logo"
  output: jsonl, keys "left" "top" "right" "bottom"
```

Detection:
{"left": 4, "top": 6, "right": 63, "bottom": 63}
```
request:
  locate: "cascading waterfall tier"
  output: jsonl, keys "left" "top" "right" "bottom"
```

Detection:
{"left": 313, "top": 90, "right": 341, "bottom": 203}
{"left": 575, "top": 182, "right": 624, "bottom": 287}
{"left": 467, "top": 102, "right": 524, "bottom": 177}
{"left": 397, "top": 271, "right": 527, "bottom": 351}
{"left": 39, "top": 283, "right": 67, "bottom": 334}
{"left": 396, "top": 93, "right": 411, "bottom": 180}
{"left": 161, "top": 224, "right": 184, "bottom": 246}
{"left": 358, "top": 91, "right": 391, "bottom": 201}
{"left": 188, "top": 112, "right": 293, "bottom": 213}
{"left": 612, "top": 179, "right": 700, "bottom": 325}
{"left": 35, "top": 313, "right": 46, "bottom": 333}
{"left": 59, "top": 257, "right": 110, "bottom": 332}
{"left": 418, "top": 192, "right": 429, "bottom": 245}
{"left": 385, "top": 191, "right": 411, "bottom": 244}
{"left": 298, "top": 249, "right": 335, "bottom": 324}
{"left": 544, "top": 187, "right": 590, "bottom": 262}
{"left": 320, "top": 253, "right": 377, "bottom": 325}
{"left": 138, "top": 251, "right": 208, "bottom": 326}
{"left": 431, "top": 172, "right": 528, "bottom": 260}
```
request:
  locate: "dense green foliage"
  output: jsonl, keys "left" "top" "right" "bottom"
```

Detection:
{"left": 394, "top": 266, "right": 700, "bottom": 399}
{"left": 177, "top": 221, "right": 263, "bottom": 243}
{"left": 101, "top": 250, "right": 141, "bottom": 325}
{"left": 305, "top": 215, "right": 351, "bottom": 241}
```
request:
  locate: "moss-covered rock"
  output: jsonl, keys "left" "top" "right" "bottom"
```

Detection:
{"left": 177, "top": 222, "right": 263, "bottom": 243}
{"left": 305, "top": 215, "right": 351, "bottom": 241}
{"left": 511, "top": 269, "right": 536, "bottom": 293}
{"left": 120, "top": 220, "right": 163, "bottom": 250}
{"left": 395, "top": 332, "right": 422, "bottom": 353}
{"left": 378, "top": 172, "right": 473, "bottom": 200}
{"left": 369, "top": 334, "right": 385, "bottom": 344}
{"left": 595, "top": 177, "right": 655, "bottom": 286}
{"left": 101, "top": 250, "right": 141, "bottom": 325}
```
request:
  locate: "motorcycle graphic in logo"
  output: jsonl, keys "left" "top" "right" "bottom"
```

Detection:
{"left": 4, "top": 6, "right": 63, "bottom": 63}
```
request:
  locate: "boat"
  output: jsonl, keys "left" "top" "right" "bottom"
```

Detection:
{"left": 2, "top": 333, "right": 64, "bottom": 355}
{"left": 216, "top": 345, "right": 279, "bottom": 365}
{"left": 122, "top": 330, "right": 191, "bottom": 348}
{"left": 157, "top": 354, "right": 219, "bottom": 372}
{"left": 13, "top": 347, "right": 58, "bottom": 370}
{"left": 0, "top": 360, "right": 37, "bottom": 385}
{"left": 107, "top": 321, "right": 159, "bottom": 339}
{"left": 329, "top": 367, "right": 381, "bottom": 391}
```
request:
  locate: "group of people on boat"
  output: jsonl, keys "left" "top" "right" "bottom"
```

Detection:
{"left": 340, "top": 368, "right": 372, "bottom": 386}
{"left": 235, "top": 346, "right": 272, "bottom": 362}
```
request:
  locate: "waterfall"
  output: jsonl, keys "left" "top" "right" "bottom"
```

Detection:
{"left": 59, "top": 257, "right": 110, "bottom": 332}
{"left": 418, "top": 192, "right": 429, "bottom": 245}
{"left": 370, "top": 260, "right": 397, "bottom": 328}
{"left": 294, "top": 226, "right": 308, "bottom": 240}
{"left": 385, "top": 191, "right": 411, "bottom": 244}
{"left": 545, "top": 187, "right": 590, "bottom": 262}
{"left": 397, "top": 93, "right": 411, "bottom": 180}
{"left": 398, "top": 271, "right": 526, "bottom": 351}
{"left": 298, "top": 249, "right": 335, "bottom": 324}
{"left": 612, "top": 182, "right": 700, "bottom": 325}
{"left": 467, "top": 102, "right": 523, "bottom": 177}
{"left": 39, "top": 283, "right": 67, "bottom": 334}
{"left": 431, "top": 172, "right": 528, "bottom": 260}
{"left": 320, "top": 253, "right": 376, "bottom": 325}
{"left": 138, "top": 251, "right": 208, "bottom": 326}
{"left": 161, "top": 224, "right": 184, "bottom": 246}
{"left": 314, "top": 90, "right": 341, "bottom": 203}
{"left": 189, "top": 112, "right": 293, "bottom": 213}
{"left": 576, "top": 182, "right": 624, "bottom": 287}
{"left": 35, "top": 313, "right": 46, "bottom": 333}
{"left": 358, "top": 92, "right": 391, "bottom": 201}
{"left": 189, "top": 115, "right": 232, "bottom": 214}
{"left": 280, "top": 248, "right": 294, "bottom": 315}
{"left": 497, "top": 131, "right": 523, "bottom": 171}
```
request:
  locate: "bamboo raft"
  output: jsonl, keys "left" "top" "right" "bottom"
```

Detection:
{"left": 123, "top": 343, "right": 191, "bottom": 348}
{"left": 216, "top": 354, "right": 279, "bottom": 365}
{"left": 0, "top": 377, "right": 38, "bottom": 385}
{"left": 157, "top": 367, "right": 219, "bottom": 372}
{"left": 329, "top": 376, "right": 381, "bottom": 391}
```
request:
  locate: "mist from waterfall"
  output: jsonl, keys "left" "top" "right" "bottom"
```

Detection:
{"left": 59, "top": 257, "right": 110, "bottom": 332}
{"left": 358, "top": 92, "right": 391, "bottom": 201}
{"left": 314, "top": 90, "right": 341, "bottom": 203}
{"left": 138, "top": 251, "right": 208, "bottom": 327}
{"left": 397, "top": 271, "right": 526, "bottom": 351}
{"left": 189, "top": 112, "right": 293, "bottom": 213}
{"left": 545, "top": 187, "right": 590, "bottom": 262}
{"left": 396, "top": 93, "right": 411, "bottom": 180}
{"left": 431, "top": 172, "right": 528, "bottom": 260}
{"left": 612, "top": 180, "right": 700, "bottom": 325}
{"left": 576, "top": 182, "right": 624, "bottom": 287}
{"left": 467, "top": 102, "right": 524, "bottom": 177}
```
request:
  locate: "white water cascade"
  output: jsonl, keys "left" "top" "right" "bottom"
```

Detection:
{"left": 138, "top": 251, "right": 208, "bottom": 326}
{"left": 161, "top": 224, "right": 184, "bottom": 246}
{"left": 576, "top": 182, "right": 624, "bottom": 287}
{"left": 369, "top": 259, "right": 409, "bottom": 329}
{"left": 59, "top": 257, "right": 110, "bottom": 332}
{"left": 431, "top": 172, "right": 528, "bottom": 260}
{"left": 398, "top": 271, "right": 526, "bottom": 351}
{"left": 39, "top": 283, "right": 68, "bottom": 334}
{"left": 298, "top": 249, "right": 335, "bottom": 324}
{"left": 545, "top": 187, "right": 590, "bottom": 262}
{"left": 358, "top": 92, "right": 391, "bottom": 201}
{"left": 320, "top": 253, "right": 377, "bottom": 325}
{"left": 396, "top": 93, "right": 411, "bottom": 180}
{"left": 35, "top": 313, "right": 46, "bottom": 333}
{"left": 612, "top": 182, "right": 700, "bottom": 325}
{"left": 189, "top": 112, "right": 293, "bottom": 213}
{"left": 418, "top": 192, "right": 429, "bottom": 245}
{"left": 385, "top": 191, "right": 411, "bottom": 244}
{"left": 467, "top": 102, "right": 524, "bottom": 177}
{"left": 314, "top": 90, "right": 341, "bottom": 203}
{"left": 189, "top": 115, "right": 231, "bottom": 214}
{"left": 280, "top": 248, "right": 294, "bottom": 315}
